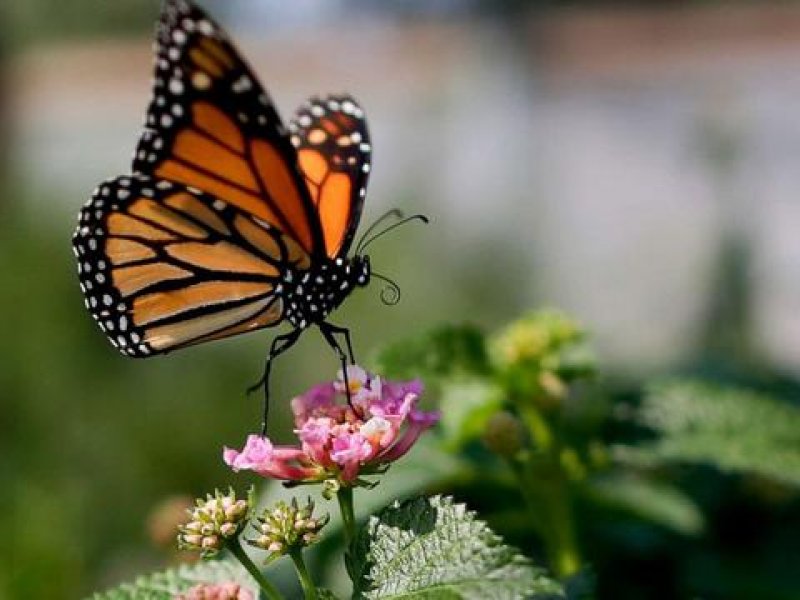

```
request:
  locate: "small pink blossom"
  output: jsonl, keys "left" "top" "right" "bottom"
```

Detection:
{"left": 224, "top": 366, "right": 439, "bottom": 485}
{"left": 174, "top": 582, "right": 254, "bottom": 600}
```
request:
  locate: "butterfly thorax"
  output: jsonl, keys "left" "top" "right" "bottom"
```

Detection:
{"left": 280, "top": 256, "right": 370, "bottom": 330}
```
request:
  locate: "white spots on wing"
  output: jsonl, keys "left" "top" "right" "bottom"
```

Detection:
{"left": 161, "top": 114, "right": 173, "bottom": 128}
{"left": 173, "top": 29, "right": 187, "bottom": 45}
{"left": 298, "top": 114, "right": 312, "bottom": 128}
{"left": 362, "top": 163, "right": 371, "bottom": 173}
{"left": 232, "top": 75, "right": 252, "bottom": 93}
{"left": 341, "top": 100, "right": 355, "bottom": 114}
{"left": 311, "top": 104, "right": 324, "bottom": 117}
{"left": 213, "top": 199, "right": 226, "bottom": 211}
{"left": 168, "top": 47, "right": 180, "bottom": 61}
{"left": 169, "top": 78, "right": 184, "bottom": 95}
{"left": 172, "top": 104, "right": 184, "bottom": 117}
{"left": 197, "top": 20, "right": 214, "bottom": 35}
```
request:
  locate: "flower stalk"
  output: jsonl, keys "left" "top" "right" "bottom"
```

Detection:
{"left": 337, "top": 486, "right": 357, "bottom": 549}
{"left": 228, "top": 537, "right": 283, "bottom": 600}
{"left": 289, "top": 548, "right": 318, "bottom": 600}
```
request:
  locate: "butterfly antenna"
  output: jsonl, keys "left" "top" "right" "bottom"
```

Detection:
{"left": 371, "top": 271, "right": 402, "bottom": 305}
{"left": 355, "top": 209, "right": 405, "bottom": 255}
{"left": 358, "top": 214, "right": 429, "bottom": 254}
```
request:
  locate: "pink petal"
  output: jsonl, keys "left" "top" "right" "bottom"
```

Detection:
{"left": 377, "top": 411, "right": 440, "bottom": 463}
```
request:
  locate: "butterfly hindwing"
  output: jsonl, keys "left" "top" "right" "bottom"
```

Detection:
{"left": 132, "top": 0, "right": 325, "bottom": 258}
{"left": 290, "top": 95, "right": 372, "bottom": 258}
{"left": 72, "top": 175, "right": 310, "bottom": 356}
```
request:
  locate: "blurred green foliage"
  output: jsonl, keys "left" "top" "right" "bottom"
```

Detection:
{"left": 2, "top": 0, "right": 154, "bottom": 50}
{"left": 372, "top": 315, "right": 800, "bottom": 599}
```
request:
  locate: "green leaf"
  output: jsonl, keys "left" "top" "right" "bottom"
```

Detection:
{"left": 582, "top": 473, "right": 704, "bottom": 536}
{"left": 372, "top": 325, "right": 491, "bottom": 383}
{"left": 352, "top": 495, "right": 563, "bottom": 599}
{"left": 614, "top": 379, "right": 800, "bottom": 487}
{"left": 87, "top": 559, "right": 257, "bottom": 600}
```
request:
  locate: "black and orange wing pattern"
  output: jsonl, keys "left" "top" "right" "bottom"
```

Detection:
{"left": 73, "top": 175, "right": 312, "bottom": 357}
{"left": 290, "top": 95, "right": 372, "bottom": 258}
{"left": 132, "top": 0, "right": 325, "bottom": 258}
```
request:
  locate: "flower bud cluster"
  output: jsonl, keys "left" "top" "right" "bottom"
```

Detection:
{"left": 178, "top": 488, "right": 250, "bottom": 557}
{"left": 490, "top": 309, "right": 594, "bottom": 407}
{"left": 248, "top": 498, "right": 328, "bottom": 560}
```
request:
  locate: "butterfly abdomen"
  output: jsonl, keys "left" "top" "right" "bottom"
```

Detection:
{"left": 281, "top": 256, "right": 370, "bottom": 330}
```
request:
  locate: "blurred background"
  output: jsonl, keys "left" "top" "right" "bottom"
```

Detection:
{"left": 2, "top": 0, "right": 800, "bottom": 598}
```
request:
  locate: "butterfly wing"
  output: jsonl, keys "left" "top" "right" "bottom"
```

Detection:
{"left": 72, "top": 175, "right": 312, "bottom": 356}
{"left": 290, "top": 95, "right": 372, "bottom": 258}
{"left": 133, "top": 0, "right": 325, "bottom": 258}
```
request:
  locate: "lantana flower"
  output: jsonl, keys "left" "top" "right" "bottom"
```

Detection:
{"left": 174, "top": 582, "right": 254, "bottom": 600}
{"left": 223, "top": 366, "right": 439, "bottom": 487}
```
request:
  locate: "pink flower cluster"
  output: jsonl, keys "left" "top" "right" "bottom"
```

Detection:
{"left": 224, "top": 366, "right": 439, "bottom": 485}
{"left": 174, "top": 582, "right": 253, "bottom": 600}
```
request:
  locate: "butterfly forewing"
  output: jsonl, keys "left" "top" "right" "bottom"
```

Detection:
{"left": 74, "top": 0, "right": 375, "bottom": 359}
{"left": 72, "top": 175, "right": 305, "bottom": 356}
{"left": 290, "top": 95, "right": 372, "bottom": 258}
{"left": 132, "top": 0, "right": 325, "bottom": 257}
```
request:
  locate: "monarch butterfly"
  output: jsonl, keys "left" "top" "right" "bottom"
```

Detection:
{"left": 72, "top": 0, "right": 425, "bottom": 431}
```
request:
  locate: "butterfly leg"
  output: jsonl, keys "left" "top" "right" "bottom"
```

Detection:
{"left": 320, "top": 322, "right": 355, "bottom": 363}
{"left": 248, "top": 328, "right": 303, "bottom": 436}
{"left": 318, "top": 323, "right": 357, "bottom": 412}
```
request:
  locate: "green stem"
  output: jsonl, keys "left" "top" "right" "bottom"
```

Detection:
{"left": 510, "top": 460, "right": 581, "bottom": 578}
{"left": 509, "top": 399, "right": 582, "bottom": 579}
{"left": 337, "top": 486, "right": 357, "bottom": 549}
{"left": 289, "top": 548, "right": 318, "bottom": 600}
{"left": 228, "top": 537, "right": 283, "bottom": 600}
